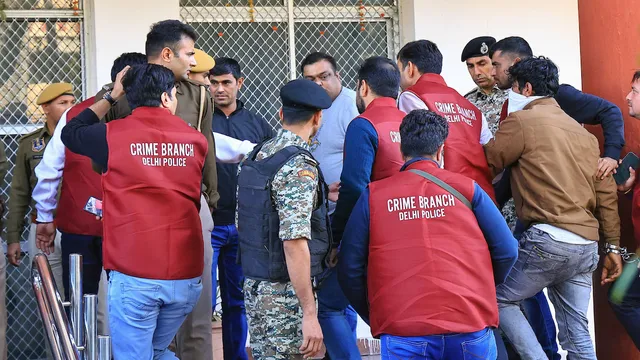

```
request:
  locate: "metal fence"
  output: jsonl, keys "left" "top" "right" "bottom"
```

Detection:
{"left": 181, "top": 0, "right": 400, "bottom": 129}
{"left": 1, "top": 1, "right": 85, "bottom": 358}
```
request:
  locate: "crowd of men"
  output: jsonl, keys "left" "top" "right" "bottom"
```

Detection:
{"left": 1, "top": 18, "right": 640, "bottom": 360}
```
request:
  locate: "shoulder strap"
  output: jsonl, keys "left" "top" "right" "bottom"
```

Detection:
{"left": 197, "top": 85, "right": 206, "bottom": 132}
{"left": 408, "top": 169, "right": 472, "bottom": 209}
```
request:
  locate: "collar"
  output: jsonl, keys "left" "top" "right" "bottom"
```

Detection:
{"left": 416, "top": 73, "right": 447, "bottom": 87}
{"left": 522, "top": 96, "right": 559, "bottom": 111}
{"left": 400, "top": 157, "right": 440, "bottom": 171}
{"left": 365, "top": 97, "right": 398, "bottom": 110}
{"left": 214, "top": 99, "right": 245, "bottom": 117}
{"left": 276, "top": 128, "right": 311, "bottom": 150}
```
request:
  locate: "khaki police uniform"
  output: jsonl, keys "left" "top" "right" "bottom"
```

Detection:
{"left": 95, "top": 77, "right": 217, "bottom": 360}
{"left": 6, "top": 126, "right": 65, "bottom": 296}
{"left": 0, "top": 139, "right": 8, "bottom": 360}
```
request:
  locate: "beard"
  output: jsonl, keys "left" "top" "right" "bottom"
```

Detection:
{"left": 356, "top": 96, "right": 366, "bottom": 114}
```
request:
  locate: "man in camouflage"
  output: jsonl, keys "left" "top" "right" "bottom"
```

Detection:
{"left": 236, "top": 79, "right": 332, "bottom": 359}
{"left": 461, "top": 36, "right": 515, "bottom": 228}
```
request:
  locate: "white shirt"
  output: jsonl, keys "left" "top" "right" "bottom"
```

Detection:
{"left": 33, "top": 109, "right": 255, "bottom": 223}
{"left": 533, "top": 224, "right": 592, "bottom": 245}
{"left": 397, "top": 91, "right": 493, "bottom": 145}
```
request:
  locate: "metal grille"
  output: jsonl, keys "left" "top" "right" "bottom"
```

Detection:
{"left": 181, "top": 0, "right": 400, "bottom": 129}
{"left": 1, "top": 2, "right": 84, "bottom": 358}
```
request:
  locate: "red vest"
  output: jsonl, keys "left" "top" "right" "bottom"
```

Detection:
{"left": 102, "top": 107, "right": 208, "bottom": 280}
{"left": 358, "top": 97, "right": 405, "bottom": 181}
{"left": 499, "top": 100, "right": 508, "bottom": 122}
{"left": 407, "top": 74, "right": 496, "bottom": 201}
{"left": 56, "top": 97, "right": 103, "bottom": 237}
{"left": 367, "top": 160, "right": 499, "bottom": 337}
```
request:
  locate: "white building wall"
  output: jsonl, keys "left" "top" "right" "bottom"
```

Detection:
{"left": 407, "top": 0, "right": 582, "bottom": 94}
{"left": 86, "top": 0, "right": 180, "bottom": 93}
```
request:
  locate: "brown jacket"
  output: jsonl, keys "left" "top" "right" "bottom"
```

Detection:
{"left": 95, "top": 79, "right": 219, "bottom": 209}
{"left": 484, "top": 97, "right": 620, "bottom": 245}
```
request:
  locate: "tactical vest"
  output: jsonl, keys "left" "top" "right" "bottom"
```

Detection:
{"left": 237, "top": 144, "right": 331, "bottom": 283}
{"left": 102, "top": 107, "right": 207, "bottom": 280}
{"left": 407, "top": 73, "right": 496, "bottom": 202}
{"left": 368, "top": 160, "right": 499, "bottom": 337}
{"left": 56, "top": 97, "right": 103, "bottom": 237}
{"left": 357, "top": 97, "right": 405, "bottom": 181}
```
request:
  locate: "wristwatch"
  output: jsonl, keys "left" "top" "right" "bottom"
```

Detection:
{"left": 103, "top": 90, "right": 118, "bottom": 106}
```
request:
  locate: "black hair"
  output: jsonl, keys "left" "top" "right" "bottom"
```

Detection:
{"left": 489, "top": 36, "right": 533, "bottom": 59}
{"left": 210, "top": 57, "right": 242, "bottom": 79}
{"left": 145, "top": 20, "right": 198, "bottom": 59}
{"left": 357, "top": 56, "right": 400, "bottom": 99}
{"left": 508, "top": 56, "right": 560, "bottom": 97}
{"left": 633, "top": 70, "right": 640, "bottom": 83}
{"left": 111, "top": 52, "right": 147, "bottom": 82}
{"left": 396, "top": 40, "right": 443, "bottom": 75}
{"left": 300, "top": 52, "right": 338, "bottom": 74}
{"left": 122, "top": 64, "right": 176, "bottom": 110}
{"left": 400, "top": 110, "right": 449, "bottom": 158}
{"left": 282, "top": 108, "right": 319, "bottom": 126}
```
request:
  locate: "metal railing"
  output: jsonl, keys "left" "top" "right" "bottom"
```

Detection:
{"left": 31, "top": 253, "right": 110, "bottom": 360}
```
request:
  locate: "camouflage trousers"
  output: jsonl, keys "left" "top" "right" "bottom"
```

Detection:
{"left": 502, "top": 198, "right": 517, "bottom": 231}
{"left": 244, "top": 278, "right": 312, "bottom": 360}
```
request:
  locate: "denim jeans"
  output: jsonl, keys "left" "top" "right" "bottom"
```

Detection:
{"left": 211, "top": 224, "right": 248, "bottom": 360}
{"left": 381, "top": 328, "right": 496, "bottom": 360}
{"left": 316, "top": 267, "right": 361, "bottom": 359}
{"left": 108, "top": 271, "right": 202, "bottom": 359}
{"left": 609, "top": 263, "right": 640, "bottom": 350}
{"left": 497, "top": 227, "right": 599, "bottom": 360}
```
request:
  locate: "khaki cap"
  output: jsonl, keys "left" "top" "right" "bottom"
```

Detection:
{"left": 191, "top": 49, "right": 215, "bottom": 74}
{"left": 36, "top": 82, "right": 74, "bottom": 105}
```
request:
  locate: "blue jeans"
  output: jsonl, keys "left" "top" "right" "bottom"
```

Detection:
{"left": 497, "top": 227, "right": 599, "bottom": 360}
{"left": 316, "top": 267, "right": 361, "bottom": 359}
{"left": 108, "top": 271, "right": 202, "bottom": 360}
{"left": 609, "top": 264, "right": 640, "bottom": 350}
{"left": 499, "top": 222, "right": 560, "bottom": 360}
{"left": 211, "top": 225, "right": 248, "bottom": 360}
{"left": 381, "top": 328, "right": 496, "bottom": 360}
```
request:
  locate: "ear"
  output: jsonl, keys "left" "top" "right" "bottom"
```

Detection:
{"left": 160, "top": 47, "right": 173, "bottom": 63}
{"left": 237, "top": 77, "right": 245, "bottom": 90}
{"left": 278, "top": 108, "right": 284, "bottom": 122}
{"left": 359, "top": 80, "right": 369, "bottom": 98}
{"left": 41, "top": 103, "right": 49, "bottom": 114}
{"left": 436, "top": 144, "right": 445, "bottom": 163}
{"left": 523, "top": 82, "right": 534, "bottom": 97}
{"left": 513, "top": 57, "right": 522, "bottom": 65}
{"left": 161, "top": 92, "right": 171, "bottom": 108}
{"left": 313, "top": 110, "right": 322, "bottom": 127}
{"left": 408, "top": 61, "right": 416, "bottom": 78}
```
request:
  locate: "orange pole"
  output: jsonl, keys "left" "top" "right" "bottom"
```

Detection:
{"left": 578, "top": 0, "right": 640, "bottom": 358}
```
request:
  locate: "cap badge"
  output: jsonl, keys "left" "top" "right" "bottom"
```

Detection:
{"left": 481, "top": 42, "right": 489, "bottom": 55}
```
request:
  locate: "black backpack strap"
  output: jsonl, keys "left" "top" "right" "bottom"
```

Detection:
{"left": 409, "top": 169, "right": 472, "bottom": 210}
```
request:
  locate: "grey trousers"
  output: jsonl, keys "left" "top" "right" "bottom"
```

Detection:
{"left": 174, "top": 195, "right": 214, "bottom": 360}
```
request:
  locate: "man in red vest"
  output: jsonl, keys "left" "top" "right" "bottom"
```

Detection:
{"left": 338, "top": 109, "right": 517, "bottom": 359}
{"left": 60, "top": 63, "right": 208, "bottom": 358}
{"left": 396, "top": 40, "right": 495, "bottom": 200}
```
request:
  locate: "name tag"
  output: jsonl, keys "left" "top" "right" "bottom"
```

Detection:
{"left": 32, "top": 155, "right": 43, "bottom": 160}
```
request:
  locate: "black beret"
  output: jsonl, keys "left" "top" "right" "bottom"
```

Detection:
{"left": 280, "top": 79, "right": 332, "bottom": 112}
{"left": 461, "top": 36, "right": 496, "bottom": 62}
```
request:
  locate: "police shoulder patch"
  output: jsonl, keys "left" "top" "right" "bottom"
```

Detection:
{"left": 297, "top": 169, "right": 316, "bottom": 180}
{"left": 31, "top": 138, "right": 45, "bottom": 152}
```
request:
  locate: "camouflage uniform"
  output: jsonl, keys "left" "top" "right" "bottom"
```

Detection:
{"left": 465, "top": 86, "right": 517, "bottom": 229}
{"left": 238, "top": 128, "right": 319, "bottom": 360}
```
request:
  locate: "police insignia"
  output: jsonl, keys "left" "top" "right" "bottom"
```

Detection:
{"left": 298, "top": 169, "right": 316, "bottom": 180}
{"left": 32, "top": 138, "right": 45, "bottom": 152}
{"left": 480, "top": 42, "right": 489, "bottom": 55}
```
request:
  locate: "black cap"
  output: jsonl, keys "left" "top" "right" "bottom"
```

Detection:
{"left": 461, "top": 36, "right": 496, "bottom": 62}
{"left": 280, "top": 79, "right": 332, "bottom": 113}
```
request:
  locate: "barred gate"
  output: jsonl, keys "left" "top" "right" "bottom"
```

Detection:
{"left": 181, "top": 0, "right": 400, "bottom": 129}
{"left": 1, "top": 1, "right": 85, "bottom": 359}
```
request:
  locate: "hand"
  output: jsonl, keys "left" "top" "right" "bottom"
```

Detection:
{"left": 111, "top": 65, "right": 130, "bottom": 99}
{"left": 328, "top": 248, "right": 339, "bottom": 268}
{"left": 597, "top": 157, "right": 618, "bottom": 179}
{"left": 299, "top": 315, "right": 323, "bottom": 359}
{"left": 36, "top": 222, "right": 56, "bottom": 255}
{"left": 328, "top": 181, "right": 340, "bottom": 203}
{"left": 6, "top": 243, "right": 21, "bottom": 266}
{"left": 617, "top": 165, "right": 636, "bottom": 193}
{"left": 601, "top": 252, "right": 623, "bottom": 286}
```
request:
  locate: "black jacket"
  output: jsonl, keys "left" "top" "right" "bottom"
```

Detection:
{"left": 213, "top": 100, "right": 274, "bottom": 225}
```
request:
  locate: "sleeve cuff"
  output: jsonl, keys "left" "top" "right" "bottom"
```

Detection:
{"left": 36, "top": 212, "right": 54, "bottom": 223}
{"left": 6, "top": 232, "right": 20, "bottom": 244}
{"left": 603, "top": 147, "right": 623, "bottom": 160}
